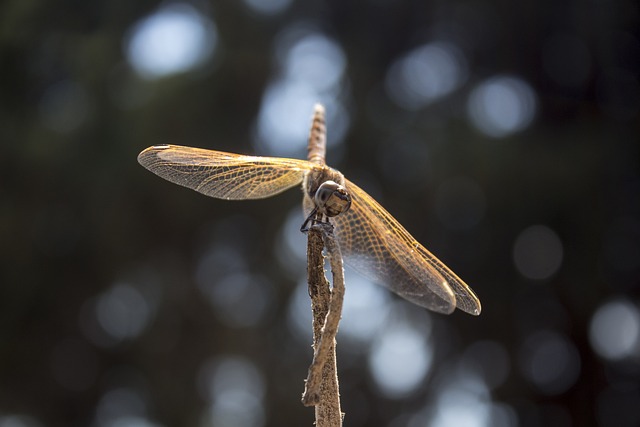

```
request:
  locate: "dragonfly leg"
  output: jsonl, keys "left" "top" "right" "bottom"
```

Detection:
{"left": 300, "top": 207, "right": 319, "bottom": 232}
{"left": 300, "top": 207, "right": 331, "bottom": 232}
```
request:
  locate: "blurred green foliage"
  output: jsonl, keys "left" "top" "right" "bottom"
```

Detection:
{"left": 1, "top": 0, "right": 639, "bottom": 426}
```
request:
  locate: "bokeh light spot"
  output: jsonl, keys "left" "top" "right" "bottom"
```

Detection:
{"left": 0, "top": 415, "right": 43, "bottom": 427}
{"left": 412, "top": 375, "right": 492, "bottom": 427}
{"left": 198, "top": 356, "right": 265, "bottom": 427}
{"left": 276, "top": 207, "right": 308, "bottom": 277}
{"left": 463, "top": 340, "right": 511, "bottom": 389}
{"left": 340, "top": 271, "right": 392, "bottom": 345}
{"left": 513, "top": 225, "right": 563, "bottom": 280}
{"left": 95, "top": 386, "right": 157, "bottom": 427}
{"left": 519, "top": 330, "right": 580, "bottom": 395}
{"left": 242, "top": 0, "right": 291, "bottom": 15}
{"left": 254, "top": 80, "right": 349, "bottom": 158}
{"left": 589, "top": 299, "right": 640, "bottom": 361}
{"left": 489, "top": 403, "right": 519, "bottom": 427}
{"left": 195, "top": 241, "right": 273, "bottom": 328}
{"left": 201, "top": 272, "right": 272, "bottom": 328}
{"left": 96, "top": 283, "right": 152, "bottom": 341}
{"left": 100, "top": 417, "right": 162, "bottom": 427}
{"left": 468, "top": 76, "right": 537, "bottom": 138}
{"left": 255, "top": 80, "right": 321, "bottom": 157}
{"left": 287, "top": 277, "right": 314, "bottom": 343}
{"left": 432, "top": 390, "right": 489, "bottom": 427}
{"left": 369, "top": 322, "right": 432, "bottom": 398}
{"left": 386, "top": 41, "right": 468, "bottom": 110}
{"left": 285, "top": 34, "right": 346, "bottom": 91}
{"left": 125, "top": 3, "right": 217, "bottom": 79}
{"left": 254, "top": 29, "right": 350, "bottom": 158}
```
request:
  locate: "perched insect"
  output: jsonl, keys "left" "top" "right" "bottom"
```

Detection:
{"left": 138, "top": 105, "right": 481, "bottom": 315}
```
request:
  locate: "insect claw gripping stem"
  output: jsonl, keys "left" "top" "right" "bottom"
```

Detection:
{"left": 300, "top": 207, "right": 333, "bottom": 233}
{"left": 300, "top": 207, "right": 318, "bottom": 232}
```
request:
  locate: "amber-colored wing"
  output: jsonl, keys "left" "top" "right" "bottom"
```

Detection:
{"left": 138, "top": 145, "right": 314, "bottom": 200}
{"left": 332, "top": 179, "right": 481, "bottom": 315}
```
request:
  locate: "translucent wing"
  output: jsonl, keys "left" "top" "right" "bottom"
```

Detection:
{"left": 138, "top": 144, "right": 480, "bottom": 315}
{"left": 138, "top": 145, "right": 314, "bottom": 200}
{"left": 332, "top": 179, "right": 481, "bottom": 315}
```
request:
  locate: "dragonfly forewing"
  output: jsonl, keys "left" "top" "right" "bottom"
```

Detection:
{"left": 331, "top": 179, "right": 481, "bottom": 315}
{"left": 138, "top": 145, "right": 313, "bottom": 200}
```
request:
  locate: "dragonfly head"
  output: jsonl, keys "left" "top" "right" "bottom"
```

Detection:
{"left": 315, "top": 180, "right": 352, "bottom": 217}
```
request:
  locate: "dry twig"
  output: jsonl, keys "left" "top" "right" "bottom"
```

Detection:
{"left": 302, "top": 222, "right": 345, "bottom": 426}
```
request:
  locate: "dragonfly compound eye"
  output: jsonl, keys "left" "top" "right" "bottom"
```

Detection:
{"left": 315, "top": 180, "right": 352, "bottom": 217}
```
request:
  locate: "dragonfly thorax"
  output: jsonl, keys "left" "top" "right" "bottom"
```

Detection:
{"left": 315, "top": 180, "right": 351, "bottom": 217}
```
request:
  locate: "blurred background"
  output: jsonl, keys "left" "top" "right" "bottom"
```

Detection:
{"left": 1, "top": 0, "right": 639, "bottom": 426}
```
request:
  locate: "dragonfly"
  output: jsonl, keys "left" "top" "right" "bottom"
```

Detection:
{"left": 138, "top": 105, "right": 481, "bottom": 315}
